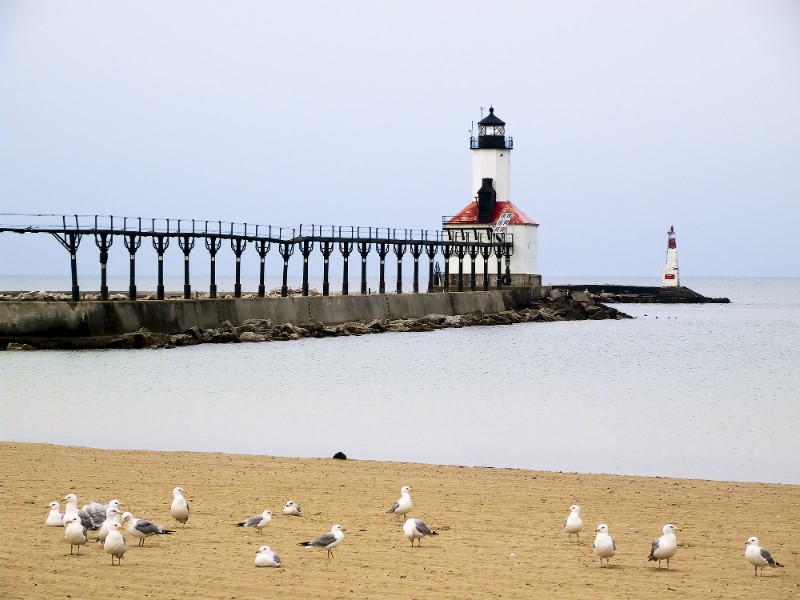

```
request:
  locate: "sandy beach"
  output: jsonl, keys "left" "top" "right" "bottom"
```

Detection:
{"left": 1, "top": 442, "right": 796, "bottom": 599}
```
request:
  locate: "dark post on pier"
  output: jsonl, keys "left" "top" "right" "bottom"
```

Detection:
{"left": 0, "top": 214, "right": 514, "bottom": 300}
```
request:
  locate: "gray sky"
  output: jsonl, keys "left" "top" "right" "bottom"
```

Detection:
{"left": 1, "top": 0, "right": 799, "bottom": 279}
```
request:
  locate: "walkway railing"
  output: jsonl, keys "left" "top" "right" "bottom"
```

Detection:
{"left": 0, "top": 214, "right": 514, "bottom": 301}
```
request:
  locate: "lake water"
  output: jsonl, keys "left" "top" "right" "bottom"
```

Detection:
{"left": 1, "top": 276, "right": 798, "bottom": 484}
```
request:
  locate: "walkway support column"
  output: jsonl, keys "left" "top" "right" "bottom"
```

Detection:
{"left": 231, "top": 238, "right": 247, "bottom": 298}
{"left": 393, "top": 242, "right": 406, "bottom": 294}
{"left": 279, "top": 242, "right": 294, "bottom": 297}
{"left": 376, "top": 242, "right": 389, "bottom": 294}
{"left": 320, "top": 241, "right": 334, "bottom": 296}
{"left": 425, "top": 244, "right": 437, "bottom": 293}
{"left": 178, "top": 235, "right": 195, "bottom": 299}
{"left": 442, "top": 244, "right": 453, "bottom": 293}
{"left": 339, "top": 240, "right": 353, "bottom": 295}
{"left": 494, "top": 244, "right": 503, "bottom": 288}
{"left": 468, "top": 244, "right": 479, "bottom": 292}
{"left": 480, "top": 245, "right": 492, "bottom": 291}
{"left": 255, "top": 240, "right": 270, "bottom": 297}
{"left": 410, "top": 243, "right": 423, "bottom": 293}
{"left": 94, "top": 232, "right": 113, "bottom": 300}
{"left": 456, "top": 244, "right": 466, "bottom": 292}
{"left": 357, "top": 241, "right": 370, "bottom": 294}
{"left": 52, "top": 232, "right": 83, "bottom": 301}
{"left": 123, "top": 234, "right": 141, "bottom": 300}
{"left": 206, "top": 236, "right": 222, "bottom": 298}
{"left": 300, "top": 239, "right": 314, "bottom": 297}
{"left": 152, "top": 236, "right": 169, "bottom": 300}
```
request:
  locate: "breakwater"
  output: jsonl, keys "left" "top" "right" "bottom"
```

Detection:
{"left": 0, "top": 287, "right": 633, "bottom": 349}
{"left": 561, "top": 284, "right": 730, "bottom": 303}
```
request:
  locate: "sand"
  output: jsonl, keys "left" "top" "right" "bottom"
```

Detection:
{"left": 1, "top": 442, "right": 797, "bottom": 599}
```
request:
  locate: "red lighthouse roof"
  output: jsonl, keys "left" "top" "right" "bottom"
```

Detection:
{"left": 444, "top": 200, "right": 537, "bottom": 226}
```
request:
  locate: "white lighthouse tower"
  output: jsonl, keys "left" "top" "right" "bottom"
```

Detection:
{"left": 443, "top": 107, "right": 540, "bottom": 287}
{"left": 662, "top": 225, "right": 680, "bottom": 287}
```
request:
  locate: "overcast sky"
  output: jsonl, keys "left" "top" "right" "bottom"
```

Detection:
{"left": 1, "top": 0, "right": 798, "bottom": 280}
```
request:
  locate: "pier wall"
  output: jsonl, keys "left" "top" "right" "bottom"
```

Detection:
{"left": 0, "top": 289, "right": 537, "bottom": 339}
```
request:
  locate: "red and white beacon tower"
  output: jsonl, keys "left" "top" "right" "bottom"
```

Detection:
{"left": 661, "top": 225, "right": 680, "bottom": 287}
{"left": 443, "top": 107, "right": 540, "bottom": 287}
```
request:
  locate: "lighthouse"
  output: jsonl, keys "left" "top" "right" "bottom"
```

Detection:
{"left": 443, "top": 107, "right": 540, "bottom": 287}
{"left": 662, "top": 225, "right": 680, "bottom": 287}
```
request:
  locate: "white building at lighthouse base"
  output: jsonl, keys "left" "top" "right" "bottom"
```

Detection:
{"left": 443, "top": 200, "right": 540, "bottom": 288}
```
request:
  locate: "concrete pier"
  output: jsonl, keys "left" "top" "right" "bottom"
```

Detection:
{"left": 0, "top": 289, "right": 535, "bottom": 340}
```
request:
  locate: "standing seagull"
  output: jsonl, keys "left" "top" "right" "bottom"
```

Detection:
{"left": 592, "top": 524, "right": 616, "bottom": 567}
{"left": 63, "top": 493, "right": 80, "bottom": 518}
{"left": 298, "top": 524, "right": 346, "bottom": 559}
{"left": 170, "top": 487, "right": 190, "bottom": 528}
{"left": 45, "top": 501, "right": 64, "bottom": 527}
{"left": 104, "top": 522, "right": 126, "bottom": 566}
{"left": 121, "top": 511, "right": 175, "bottom": 547}
{"left": 387, "top": 486, "right": 412, "bottom": 518}
{"left": 564, "top": 505, "right": 584, "bottom": 542}
{"left": 236, "top": 510, "right": 273, "bottom": 534}
{"left": 63, "top": 515, "right": 88, "bottom": 555}
{"left": 283, "top": 500, "right": 302, "bottom": 516}
{"left": 648, "top": 523, "right": 679, "bottom": 570}
{"left": 63, "top": 493, "right": 93, "bottom": 529}
{"left": 403, "top": 518, "right": 438, "bottom": 547}
{"left": 97, "top": 507, "right": 122, "bottom": 546}
{"left": 745, "top": 536, "right": 784, "bottom": 576}
{"left": 254, "top": 545, "right": 282, "bottom": 567}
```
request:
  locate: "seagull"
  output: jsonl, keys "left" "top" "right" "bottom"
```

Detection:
{"left": 387, "top": 486, "right": 412, "bottom": 518}
{"left": 170, "top": 487, "right": 190, "bottom": 528}
{"left": 254, "top": 545, "right": 282, "bottom": 568}
{"left": 236, "top": 510, "right": 273, "bottom": 534}
{"left": 104, "top": 522, "right": 126, "bottom": 566}
{"left": 283, "top": 500, "right": 302, "bottom": 516}
{"left": 63, "top": 493, "right": 80, "bottom": 518}
{"left": 45, "top": 501, "right": 64, "bottom": 527}
{"left": 403, "top": 518, "right": 438, "bottom": 547}
{"left": 563, "top": 505, "right": 584, "bottom": 542}
{"left": 298, "top": 524, "right": 346, "bottom": 559}
{"left": 121, "top": 511, "right": 175, "bottom": 547}
{"left": 97, "top": 507, "right": 123, "bottom": 545}
{"left": 745, "top": 536, "right": 784, "bottom": 576}
{"left": 648, "top": 524, "right": 679, "bottom": 569}
{"left": 63, "top": 515, "right": 88, "bottom": 555}
{"left": 593, "top": 524, "right": 616, "bottom": 567}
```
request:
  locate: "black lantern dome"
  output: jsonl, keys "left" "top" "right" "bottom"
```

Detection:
{"left": 471, "top": 107, "right": 513, "bottom": 150}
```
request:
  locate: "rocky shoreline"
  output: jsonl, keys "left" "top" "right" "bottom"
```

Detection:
{"left": 3, "top": 289, "right": 630, "bottom": 350}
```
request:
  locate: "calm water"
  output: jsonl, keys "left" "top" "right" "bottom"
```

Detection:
{"left": 1, "top": 277, "right": 798, "bottom": 484}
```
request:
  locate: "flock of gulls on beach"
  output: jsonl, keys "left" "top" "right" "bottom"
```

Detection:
{"left": 562, "top": 504, "right": 784, "bottom": 576}
{"left": 44, "top": 486, "right": 784, "bottom": 577}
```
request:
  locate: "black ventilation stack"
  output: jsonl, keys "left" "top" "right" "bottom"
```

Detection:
{"left": 477, "top": 178, "right": 496, "bottom": 223}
